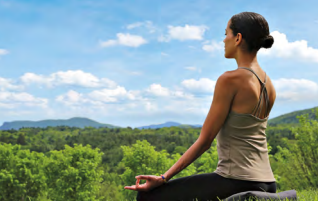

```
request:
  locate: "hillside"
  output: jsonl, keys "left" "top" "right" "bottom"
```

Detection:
{"left": 136, "top": 121, "right": 202, "bottom": 129}
{"left": 268, "top": 106, "right": 318, "bottom": 126}
{"left": 1, "top": 106, "right": 317, "bottom": 130}
{"left": 0, "top": 117, "right": 120, "bottom": 130}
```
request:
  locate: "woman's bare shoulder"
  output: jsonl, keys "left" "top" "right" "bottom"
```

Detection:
{"left": 219, "top": 69, "right": 245, "bottom": 83}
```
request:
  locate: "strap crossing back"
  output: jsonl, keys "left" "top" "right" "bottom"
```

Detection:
{"left": 238, "top": 67, "right": 270, "bottom": 118}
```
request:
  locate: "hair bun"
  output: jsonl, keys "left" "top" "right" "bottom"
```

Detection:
{"left": 261, "top": 35, "right": 274, "bottom": 49}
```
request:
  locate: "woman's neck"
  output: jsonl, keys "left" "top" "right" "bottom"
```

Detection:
{"left": 235, "top": 51, "right": 259, "bottom": 69}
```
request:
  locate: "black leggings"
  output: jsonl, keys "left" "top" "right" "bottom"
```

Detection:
{"left": 136, "top": 172, "right": 276, "bottom": 201}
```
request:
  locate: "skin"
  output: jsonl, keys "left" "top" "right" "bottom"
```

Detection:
{"left": 124, "top": 19, "right": 276, "bottom": 192}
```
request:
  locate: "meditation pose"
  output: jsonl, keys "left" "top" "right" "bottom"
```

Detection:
{"left": 124, "top": 12, "right": 277, "bottom": 201}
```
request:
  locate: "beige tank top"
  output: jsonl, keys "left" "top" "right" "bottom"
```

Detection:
{"left": 214, "top": 67, "right": 276, "bottom": 182}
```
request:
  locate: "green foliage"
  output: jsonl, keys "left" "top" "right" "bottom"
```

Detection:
{"left": 44, "top": 144, "right": 104, "bottom": 201}
{"left": 120, "top": 140, "right": 171, "bottom": 200}
{"left": 170, "top": 153, "right": 197, "bottom": 178}
{"left": 268, "top": 106, "right": 317, "bottom": 126}
{"left": 273, "top": 108, "right": 318, "bottom": 191}
{"left": 97, "top": 181, "right": 125, "bottom": 201}
{"left": 0, "top": 143, "right": 47, "bottom": 201}
{"left": 120, "top": 140, "right": 198, "bottom": 200}
{"left": 2, "top": 107, "right": 317, "bottom": 200}
{"left": 196, "top": 142, "right": 218, "bottom": 174}
{"left": 0, "top": 143, "right": 104, "bottom": 201}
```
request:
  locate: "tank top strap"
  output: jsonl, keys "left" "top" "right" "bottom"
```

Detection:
{"left": 238, "top": 67, "right": 270, "bottom": 118}
{"left": 238, "top": 67, "right": 266, "bottom": 85}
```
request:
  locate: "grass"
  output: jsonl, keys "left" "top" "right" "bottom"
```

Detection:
{"left": 295, "top": 189, "right": 318, "bottom": 201}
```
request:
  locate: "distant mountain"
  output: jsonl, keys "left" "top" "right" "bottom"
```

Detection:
{"left": 1, "top": 106, "right": 316, "bottom": 130}
{"left": 268, "top": 106, "right": 318, "bottom": 126}
{"left": 0, "top": 117, "right": 120, "bottom": 130}
{"left": 136, "top": 121, "right": 202, "bottom": 129}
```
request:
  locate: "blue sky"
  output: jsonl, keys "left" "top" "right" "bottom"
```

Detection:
{"left": 0, "top": 0, "right": 317, "bottom": 127}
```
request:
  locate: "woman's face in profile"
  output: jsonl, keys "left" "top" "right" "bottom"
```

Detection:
{"left": 223, "top": 20, "right": 236, "bottom": 59}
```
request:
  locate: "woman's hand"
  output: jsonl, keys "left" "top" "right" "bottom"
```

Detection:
{"left": 124, "top": 175, "right": 165, "bottom": 192}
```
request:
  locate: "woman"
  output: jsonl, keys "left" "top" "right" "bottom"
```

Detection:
{"left": 124, "top": 12, "right": 277, "bottom": 201}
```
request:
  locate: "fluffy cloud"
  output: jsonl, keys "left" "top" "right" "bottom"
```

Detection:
{"left": 159, "top": 24, "right": 208, "bottom": 42}
{"left": 259, "top": 31, "right": 318, "bottom": 63}
{"left": 145, "top": 101, "right": 158, "bottom": 111}
{"left": 145, "top": 83, "right": 194, "bottom": 99}
{"left": 0, "top": 77, "right": 23, "bottom": 91}
{"left": 146, "top": 84, "right": 170, "bottom": 97}
{"left": 0, "top": 91, "right": 48, "bottom": 109}
{"left": 20, "top": 70, "right": 117, "bottom": 88}
{"left": 0, "top": 49, "right": 8, "bottom": 55}
{"left": 88, "top": 86, "right": 137, "bottom": 102}
{"left": 56, "top": 87, "right": 142, "bottom": 107}
{"left": 273, "top": 78, "right": 318, "bottom": 102}
{"left": 55, "top": 90, "right": 88, "bottom": 106}
{"left": 100, "top": 33, "right": 147, "bottom": 47}
{"left": 202, "top": 40, "right": 223, "bottom": 53}
{"left": 181, "top": 78, "right": 216, "bottom": 93}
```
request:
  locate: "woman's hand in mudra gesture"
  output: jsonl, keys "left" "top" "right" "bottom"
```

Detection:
{"left": 124, "top": 175, "right": 165, "bottom": 192}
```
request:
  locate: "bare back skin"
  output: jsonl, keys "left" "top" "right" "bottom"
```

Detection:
{"left": 227, "top": 66, "right": 276, "bottom": 119}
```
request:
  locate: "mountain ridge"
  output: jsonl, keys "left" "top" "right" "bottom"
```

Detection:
{"left": 1, "top": 106, "right": 317, "bottom": 130}
{"left": 0, "top": 117, "right": 120, "bottom": 130}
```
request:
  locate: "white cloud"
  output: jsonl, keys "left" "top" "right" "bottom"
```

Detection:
{"left": 100, "top": 40, "right": 117, "bottom": 47}
{"left": 146, "top": 84, "right": 170, "bottom": 97}
{"left": 145, "top": 101, "right": 158, "bottom": 111}
{"left": 100, "top": 33, "right": 147, "bottom": 47}
{"left": 56, "top": 87, "right": 143, "bottom": 108}
{"left": 20, "top": 70, "right": 117, "bottom": 88}
{"left": 89, "top": 86, "right": 130, "bottom": 102}
{"left": 158, "top": 35, "right": 170, "bottom": 42}
{"left": 126, "top": 21, "right": 156, "bottom": 33}
{"left": 0, "top": 91, "right": 48, "bottom": 109}
{"left": 0, "top": 49, "right": 8, "bottom": 55}
{"left": 273, "top": 78, "right": 318, "bottom": 102}
{"left": 202, "top": 40, "right": 223, "bottom": 53}
{"left": 171, "top": 90, "right": 194, "bottom": 99}
{"left": 181, "top": 78, "right": 216, "bottom": 93}
{"left": 0, "top": 77, "right": 23, "bottom": 91}
{"left": 259, "top": 31, "right": 318, "bottom": 63}
{"left": 159, "top": 24, "right": 208, "bottom": 42}
{"left": 53, "top": 71, "right": 100, "bottom": 87}
{"left": 56, "top": 90, "right": 87, "bottom": 106}
{"left": 145, "top": 83, "right": 194, "bottom": 99}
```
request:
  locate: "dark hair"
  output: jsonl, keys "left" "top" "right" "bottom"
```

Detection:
{"left": 229, "top": 12, "right": 274, "bottom": 53}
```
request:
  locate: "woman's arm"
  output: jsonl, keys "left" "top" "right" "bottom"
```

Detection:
{"left": 163, "top": 72, "right": 237, "bottom": 181}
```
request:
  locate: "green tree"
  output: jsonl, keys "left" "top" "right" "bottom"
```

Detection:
{"left": 120, "top": 140, "right": 197, "bottom": 200}
{"left": 16, "top": 132, "right": 27, "bottom": 145}
{"left": 0, "top": 143, "right": 47, "bottom": 201}
{"left": 273, "top": 109, "right": 318, "bottom": 190}
{"left": 120, "top": 140, "right": 171, "bottom": 200}
{"left": 44, "top": 144, "right": 104, "bottom": 201}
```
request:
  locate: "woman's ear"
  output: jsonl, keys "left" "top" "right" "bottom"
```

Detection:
{"left": 235, "top": 33, "right": 242, "bottom": 45}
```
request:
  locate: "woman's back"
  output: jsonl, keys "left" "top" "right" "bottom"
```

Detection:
{"left": 228, "top": 66, "right": 276, "bottom": 119}
{"left": 214, "top": 66, "right": 276, "bottom": 182}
